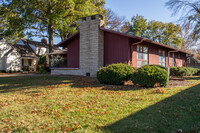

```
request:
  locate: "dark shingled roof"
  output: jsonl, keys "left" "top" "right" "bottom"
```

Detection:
{"left": 5, "top": 39, "right": 60, "bottom": 58}
{"left": 11, "top": 44, "right": 38, "bottom": 58}
{"left": 21, "top": 39, "right": 60, "bottom": 50}
{"left": 21, "top": 39, "right": 48, "bottom": 48}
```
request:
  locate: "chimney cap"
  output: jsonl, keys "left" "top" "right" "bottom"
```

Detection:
{"left": 81, "top": 14, "right": 104, "bottom": 21}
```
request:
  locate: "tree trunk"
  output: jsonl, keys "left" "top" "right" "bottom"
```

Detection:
{"left": 61, "top": 35, "right": 65, "bottom": 42}
{"left": 60, "top": 31, "right": 68, "bottom": 41}
{"left": 48, "top": 24, "right": 54, "bottom": 67}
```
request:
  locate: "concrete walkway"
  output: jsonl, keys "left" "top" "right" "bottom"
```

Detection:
{"left": 0, "top": 73, "right": 50, "bottom": 77}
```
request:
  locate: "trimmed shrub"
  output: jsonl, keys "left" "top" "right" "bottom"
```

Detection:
{"left": 170, "top": 67, "right": 199, "bottom": 77}
{"left": 197, "top": 69, "right": 200, "bottom": 75}
{"left": 187, "top": 67, "right": 199, "bottom": 75}
{"left": 97, "top": 63, "right": 135, "bottom": 85}
{"left": 39, "top": 69, "right": 48, "bottom": 74}
{"left": 146, "top": 64, "right": 167, "bottom": 71}
{"left": 131, "top": 65, "right": 169, "bottom": 87}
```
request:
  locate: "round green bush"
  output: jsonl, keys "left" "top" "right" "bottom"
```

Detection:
{"left": 97, "top": 63, "right": 135, "bottom": 85}
{"left": 131, "top": 65, "right": 169, "bottom": 87}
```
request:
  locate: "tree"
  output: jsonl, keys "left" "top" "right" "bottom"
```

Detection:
{"left": 127, "top": 14, "right": 148, "bottom": 37}
{"left": 126, "top": 15, "right": 183, "bottom": 47}
{"left": 0, "top": 1, "right": 26, "bottom": 42}
{"left": 105, "top": 8, "right": 126, "bottom": 32}
{"left": 55, "top": 0, "right": 106, "bottom": 41}
{"left": 162, "top": 22, "right": 183, "bottom": 48}
{"left": 179, "top": 24, "right": 197, "bottom": 50}
{"left": 1, "top": 0, "right": 105, "bottom": 66}
{"left": 166, "top": 0, "right": 200, "bottom": 40}
{"left": 146, "top": 20, "right": 165, "bottom": 43}
{"left": 1, "top": 0, "right": 105, "bottom": 51}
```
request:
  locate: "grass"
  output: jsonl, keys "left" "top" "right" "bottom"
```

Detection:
{"left": 0, "top": 76, "right": 199, "bottom": 132}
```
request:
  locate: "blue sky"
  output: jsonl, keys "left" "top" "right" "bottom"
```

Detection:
{"left": 105, "top": 0, "right": 176, "bottom": 23}
{"left": 34, "top": 0, "right": 178, "bottom": 44}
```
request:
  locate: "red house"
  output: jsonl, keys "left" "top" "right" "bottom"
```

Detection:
{"left": 51, "top": 14, "right": 188, "bottom": 76}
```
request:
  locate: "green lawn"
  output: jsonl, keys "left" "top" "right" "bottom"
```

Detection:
{"left": 0, "top": 76, "right": 199, "bottom": 133}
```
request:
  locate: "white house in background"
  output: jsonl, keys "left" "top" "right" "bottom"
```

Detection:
{"left": 0, "top": 38, "right": 58, "bottom": 72}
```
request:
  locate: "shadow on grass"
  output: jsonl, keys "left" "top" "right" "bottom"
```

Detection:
{"left": 102, "top": 83, "right": 200, "bottom": 133}
{"left": 0, "top": 76, "right": 107, "bottom": 93}
{"left": 0, "top": 76, "right": 72, "bottom": 93}
{"left": 1, "top": 75, "right": 199, "bottom": 94}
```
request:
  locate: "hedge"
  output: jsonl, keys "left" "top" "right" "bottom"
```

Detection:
{"left": 170, "top": 67, "right": 199, "bottom": 77}
{"left": 97, "top": 63, "right": 135, "bottom": 85}
{"left": 131, "top": 65, "right": 169, "bottom": 87}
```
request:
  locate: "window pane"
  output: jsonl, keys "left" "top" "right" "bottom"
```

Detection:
{"left": 137, "top": 46, "right": 140, "bottom": 52}
{"left": 143, "top": 53, "right": 148, "bottom": 60}
{"left": 162, "top": 63, "right": 166, "bottom": 67}
{"left": 159, "top": 50, "right": 166, "bottom": 62}
{"left": 137, "top": 46, "right": 142, "bottom": 52}
{"left": 143, "top": 47, "right": 148, "bottom": 53}
{"left": 137, "top": 53, "right": 143, "bottom": 59}
{"left": 159, "top": 56, "right": 162, "bottom": 61}
{"left": 162, "top": 57, "right": 166, "bottom": 62}
{"left": 163, "top": 51, "right": 165, "bottom": 56}
{"left": 159, "top": 62, "right": 162, "bottom": 66}
{"left": 143, "top": 61, "right": 148, "bottom": 66}
{"left": 137, "top": 61, "right": 142, "bottom": 67}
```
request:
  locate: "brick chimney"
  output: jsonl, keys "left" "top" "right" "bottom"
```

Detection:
{"left": 41, "top": 38, "right": 48, "bottom": 45}
{"left": 79, "top": 14, "right": 104, "bottom": 77}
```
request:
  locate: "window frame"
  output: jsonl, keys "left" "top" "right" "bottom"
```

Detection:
{"left": 137, "top": 45, "right": 149, "bottom": 67}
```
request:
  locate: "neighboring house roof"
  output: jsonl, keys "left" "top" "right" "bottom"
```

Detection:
{"left": 21, "top": 39, "right": 48, "bottom": 48}
{"left": 11, "top": 44, "right": 38, "bottom": 58}
{"left": 21, "top": 39, "right": 60, "bottom": 50}
{"left": 48, "top": 49, "right": 67, "bottom": 55}
{"left": 57, "top": 28, "right": 189, "bottom": 54}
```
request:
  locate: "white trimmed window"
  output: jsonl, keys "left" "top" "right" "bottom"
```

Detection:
{"left": 137, "top": 45, "right": 148, "bottom": 67}
{"left": 159, "top": 50, "right": 166, "bottom": 67}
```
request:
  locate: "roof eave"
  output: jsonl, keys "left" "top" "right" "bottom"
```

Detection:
{"left": 57, "top": 31, "right": 80, "bottom": 47}
{"left": 100, "top": 27, "right": 189, "bottom": 54}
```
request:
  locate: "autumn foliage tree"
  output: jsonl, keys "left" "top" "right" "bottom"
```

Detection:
{"left": 126, "top": 14, "right": 183, "bottom": 48}
{"left": 1, "top": 0, "right": 105, "bottom": 52}
{"left": 0, "top": 1, "right": 26, "bottom": 42}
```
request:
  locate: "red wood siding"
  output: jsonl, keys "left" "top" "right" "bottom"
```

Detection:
{"left": 65, "top": 35, "right": 80, "bottom": 68}
{"left": 104, "top": 32, "right": 130, "bottom": 66}
{"left": 61, "top": 31, "right": 187, "bottom": 69}
{"left": 130, "top": 42, "right": 187, "bottom": 68}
